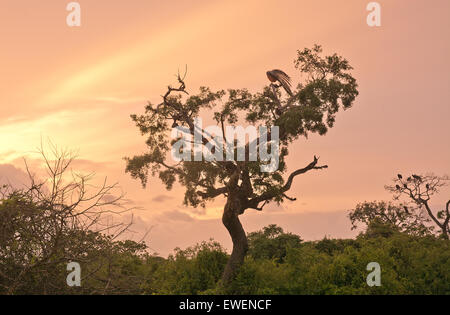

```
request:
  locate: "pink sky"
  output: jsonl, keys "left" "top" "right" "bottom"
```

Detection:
{"left": 1, "top": 0, "right": 449, "bottom": 255}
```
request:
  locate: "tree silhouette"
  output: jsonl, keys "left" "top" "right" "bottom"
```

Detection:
{"left": 125, "top": 45, "right": 359, "bottom": 284}
{"left": 0, "top": 143, "right": 133, "bottom": 294}
{"left": 386, "top": 173, "right": 450, "bottom": 239}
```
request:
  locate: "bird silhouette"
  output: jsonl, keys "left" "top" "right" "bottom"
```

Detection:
{"left": 412, "top": 175, "right": 422, "bottom": 182}
{"left": 267, "top": 69, "right": 293, "bottom": 96}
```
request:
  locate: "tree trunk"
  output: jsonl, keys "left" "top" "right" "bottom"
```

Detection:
{"left": 221, "top": 196, "right": 248, "bottom": 285}
{"left": 441, "top": 227, "right": 449, "bottom": 240}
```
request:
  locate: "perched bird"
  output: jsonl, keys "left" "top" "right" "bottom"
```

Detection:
{"left": 266, "top": 69, "right": 293, "bottom": 96}
{"left": 397, "top": 174, "right": 403, "bottom": 180}
{"left": 412, "top": 175, "right": 422, "bottom": 182}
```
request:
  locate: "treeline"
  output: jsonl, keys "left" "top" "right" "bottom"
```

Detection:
{"left": 136, "top": 224, "right": 450, "bottom": 295}
{"left": 1, "top": 213, "right": 449, "bottom": 295}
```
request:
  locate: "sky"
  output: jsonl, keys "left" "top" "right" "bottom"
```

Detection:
{"left": 1, "top": 0, "right": 449, "bottom": 256}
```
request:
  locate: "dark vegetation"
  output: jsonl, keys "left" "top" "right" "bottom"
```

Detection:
{"left": 1, "top": 207, "right": 448, "bottom": 295}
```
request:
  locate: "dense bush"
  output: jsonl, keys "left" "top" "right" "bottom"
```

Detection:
{"left": 236, "top": 226, "right": 449, "bottom": 295}
{"left": 146, "top": 241, "right": 228, "bottom": 295}
{"left": 1, "top": 204, "right": 449, "bottom": 295}
{"left": 145, "top": 225, "right": 449, "bottom": 295}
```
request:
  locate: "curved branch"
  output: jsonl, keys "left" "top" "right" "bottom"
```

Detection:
{"left": 282, "top": 156, "right": 328, "bottom": 192}
{"left": 245, "top": 156, "right": 327, "bottom": 209}
{"left": 422, "top": 200, "right": 443, "bottom": 229}
{"left": 282, "top": 193, "right": 297, "bottom": 201}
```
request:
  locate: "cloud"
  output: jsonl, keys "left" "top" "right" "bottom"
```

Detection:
{"left": 152, "top": 194, "right": 174, "bottom": 203}
{"left": 158, "top": 210, "right": 194, "bottom": 222}
{"left": 0, "top": 150, "right": 18, "bottom": 162}
{"left": 0, "top": 164, "right": 30, "bottom": 189}
{"left": 186, "top": 206, "right": 208, "bottom": 216}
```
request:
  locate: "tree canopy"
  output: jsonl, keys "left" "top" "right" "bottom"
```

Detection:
{"left": 125, "top": 45, "right": 358, "bottom": 210}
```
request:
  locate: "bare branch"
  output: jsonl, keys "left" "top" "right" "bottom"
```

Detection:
{"left": 245, "top": 156, "right": 327, "bottom": 210}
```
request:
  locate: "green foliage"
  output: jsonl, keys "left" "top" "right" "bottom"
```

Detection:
{"left": 349, "top": 201, "right": 434, "bottom": 237}
{"left": 147, "top": 241, "right": 228, "bottom": 295}
{"left": 144, "top": 224, "right": 449, "bottom": 296}
{"left": 1, "top": 212, "right": 448, "bottom": 295}
{"left": 227, "top": 227, "right": 449, "bottom": 295}
{"left": 247, "top": 224, "right": 302, "bottom": 262}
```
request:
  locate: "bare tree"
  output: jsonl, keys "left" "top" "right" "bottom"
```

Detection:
{"left": 386, "top": 174, "right": 450, "bottom": 239}
{"left": 0, "top": 143, "right": 133, "bottom": 294}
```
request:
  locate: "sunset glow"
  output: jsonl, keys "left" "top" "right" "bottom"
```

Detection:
{"left": 1, "top": 0, "right": 449, "bottom": 256}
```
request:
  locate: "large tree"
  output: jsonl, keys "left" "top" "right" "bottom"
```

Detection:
{"left": 125, "top": 45, "right": 359, "bottom": 284}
